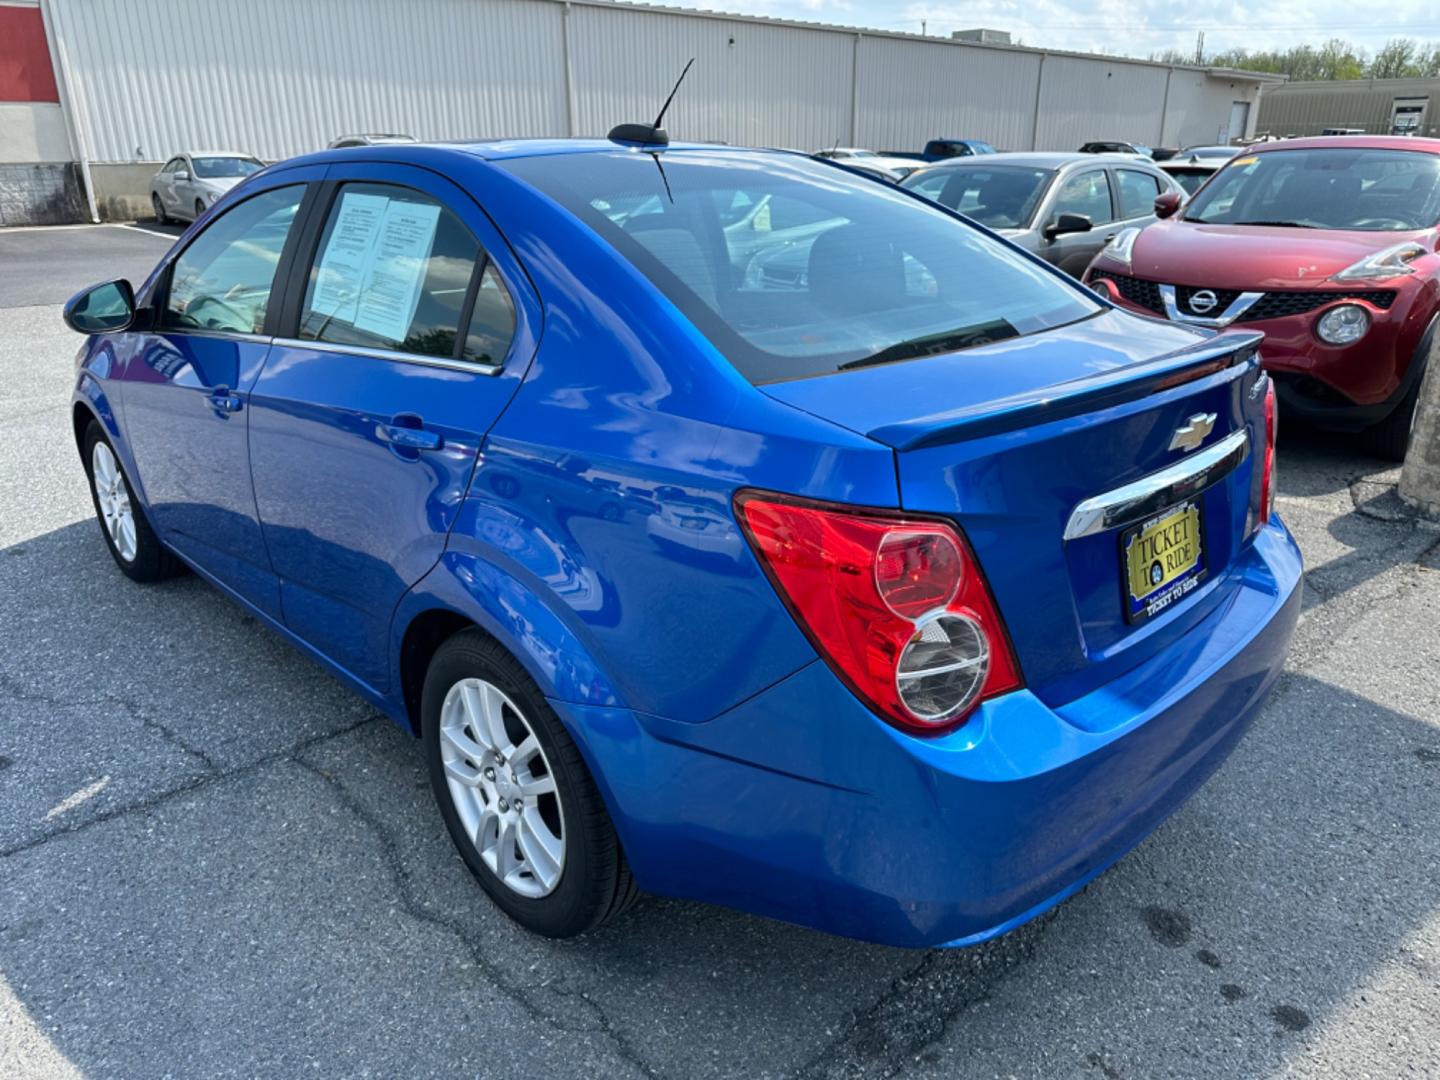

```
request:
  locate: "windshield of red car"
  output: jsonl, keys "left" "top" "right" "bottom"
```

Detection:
{"left": 503, "top": 149, "right": 1099, "bottom": 384}
{"left": 1183, "top": 147, "right": 1440, "bottom": 231}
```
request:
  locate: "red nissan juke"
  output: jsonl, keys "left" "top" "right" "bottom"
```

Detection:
{"left": 1086, "top": 136, "right": 1440, "bottom": 458}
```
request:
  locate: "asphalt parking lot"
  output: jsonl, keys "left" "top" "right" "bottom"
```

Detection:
{"left": 1, "top": 224, "right": 1438, "bottom": 1080}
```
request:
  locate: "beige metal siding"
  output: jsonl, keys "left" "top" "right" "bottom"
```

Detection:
{"left": 1163, "top": 71, "right": 1262, "bottom": 146}
{"left": 45, "top": 0, "right": 1276, "bottom": 166}
{"left": 855, "top": 36, "right": 1042, "bottom": 152}
{"left": 567, "top": 4, "right": 852, "bottom": 148}
{"left": 46, "top": 0, "right": 569, "bottom": 161}
{"left": 1034, "top": 56, "right": 1168, "bottom": 150}
{"left": 1257, "top": 79, "right": 1440, "bottom": 138}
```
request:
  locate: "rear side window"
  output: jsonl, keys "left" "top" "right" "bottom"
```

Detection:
{"left": 298, "top": 182, "right": 515, "bottom": 364}
{"left": 501, "top": 150, "right": 1098, "bottom": 383}
{"left": 162, "top": 184, "right": 304, "bottom": 335}
{"left": 1051, "top": 170, "right": 1113, "bottom": 225}
{"left": 1116, "top": 169, "right": 1162, "bottom": 218}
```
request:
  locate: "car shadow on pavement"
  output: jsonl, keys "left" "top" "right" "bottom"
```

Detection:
{"left": 1, "top": 507, "right": 1438, "bottom": 1076}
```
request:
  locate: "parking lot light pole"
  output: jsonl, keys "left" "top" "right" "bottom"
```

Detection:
{"left": 1400, "top": 356, "right": 1440, "bottom": 518}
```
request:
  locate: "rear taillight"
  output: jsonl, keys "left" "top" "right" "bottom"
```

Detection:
{"left": 1257, "top": 378, "right": 1277, "bottom": 528}
{"left": 735, "top": 491, "right": 1022, "bottom": 735}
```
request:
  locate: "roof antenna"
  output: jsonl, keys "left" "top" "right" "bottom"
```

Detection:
{"left": 609, "top": 58, "right": 695, "bottom": 147}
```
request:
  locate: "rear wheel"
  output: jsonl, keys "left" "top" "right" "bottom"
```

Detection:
{"left": 152, "top": 193, "right": 168, "bottom": 225}
{"left": 82, "top": 421, "right": 180, "bottom": 582}
{"left": 422, "top": 630, "right": 639, "bottom": 937}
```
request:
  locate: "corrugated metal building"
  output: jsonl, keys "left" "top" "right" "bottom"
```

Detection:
{"left": 1257, "top": 77, "right": 1440, "bottom": 139}
{"left": 2, "top": 0, "right": 1282, "bottom": 223}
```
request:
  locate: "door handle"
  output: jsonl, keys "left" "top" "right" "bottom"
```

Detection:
{"left": 207, "top": 387, "right": 242, "bottom": 414}
{"left": 1103, "top": 233, "right": 1117, "bottom": 243}
{"left": 375, "top": 419, "right": 443, "bottom": 452}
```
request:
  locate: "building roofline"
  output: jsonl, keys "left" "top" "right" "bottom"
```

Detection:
{"left": 548, "top": 0, "right": 1285, "bottom": 82}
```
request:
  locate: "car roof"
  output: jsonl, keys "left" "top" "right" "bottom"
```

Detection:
{"left": 181, "top": 150, "right": 258, "bottom": 158}
{"left": 913, "top": 151, "right": 1142, "bottom": 170}
{"left": 1253, "top": 135, "right": 1440, "bottom": 154}
{"left": 281, "top": 138, "right": 796, "bottom": 170}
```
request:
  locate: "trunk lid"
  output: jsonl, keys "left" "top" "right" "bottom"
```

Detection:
{"left": 763, "top": 311, "right": 1268, "bottom": 712}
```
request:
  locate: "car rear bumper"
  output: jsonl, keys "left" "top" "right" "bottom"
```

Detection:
{"left": 554, "top": 521, "right": 1302, "bottom": 948}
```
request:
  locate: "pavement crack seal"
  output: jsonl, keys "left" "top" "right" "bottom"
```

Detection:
{"left": 793, "top": 913, "right": 1053, "bottom": 1080}
{"left": 0, "top": 715, "right": 379, "bottom": 859}
{"left": 290, "top": 755, "right": 664, "bottom": 1080}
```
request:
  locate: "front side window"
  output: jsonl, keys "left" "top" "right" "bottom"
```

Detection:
{"left": 902, "top": 165, "right": 1053, "bottom": 229}
{"left": 502, "top": 150, "right": 1099, "bottom": 383}
{"left": 1184, "top": 148, "right": 1440, "bottom": 230}
{"left": 162, "top": 184, "right": 304, "bottom": 335}
{"left": 1116, "top": 169, "right": 1162, "bottom": 218}
{"left": 1051, "top": 170, "right": 1114, "bottom": 225}
{"left": 298, "top": 182, "right": 515, "bottom": 363}
{"left": 192, "top": 156, "right": 264, "bottom": 179}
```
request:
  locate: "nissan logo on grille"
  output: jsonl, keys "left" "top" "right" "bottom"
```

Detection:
{"left": 1187, "top": 289, "right": 1219, "bottom": 314}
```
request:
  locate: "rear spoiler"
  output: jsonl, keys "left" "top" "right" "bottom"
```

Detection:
{"left": 865, "top": 330, "right": 1264, "bottom": 451}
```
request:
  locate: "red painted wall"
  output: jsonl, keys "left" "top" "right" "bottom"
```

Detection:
{"left": 0, "top": 6, "right": 60, "bottom": 103}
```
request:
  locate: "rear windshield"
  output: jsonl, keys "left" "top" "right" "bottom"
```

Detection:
{"left": 502, "top": 150, "right": 1098, "bottom": 383}
{"left": 902, "top": 165, "right": 1053, "bottom": 229}
{"left": 1183, "top": 147, "right": 1440, "bottom": 231}
{"left": 1164, "top": 168, "right": 1213, "bottom": 196}
{"left": 193, "top": 156, "right": 264, "bottom": 179}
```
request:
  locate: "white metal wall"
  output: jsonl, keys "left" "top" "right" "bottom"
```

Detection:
{"left": 855, "top": 35, "right": 1042, "bottom": 152}
{"left": 568, "top": 5, "right": 852, "bottom": 148}
{"left": 44, "top": 0, "right": 1269, "bottom": 163}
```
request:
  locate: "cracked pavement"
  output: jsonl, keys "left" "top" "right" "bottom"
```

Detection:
{"left": 2, "top": 225, "right": 1438, "bottom": 1078}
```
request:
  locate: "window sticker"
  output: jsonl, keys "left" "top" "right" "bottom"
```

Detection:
{"left": 352, "top": 200, "right": 442, "bottom": 343}
{"left": 311, "top": 192, "right": 389, "bottom": 323}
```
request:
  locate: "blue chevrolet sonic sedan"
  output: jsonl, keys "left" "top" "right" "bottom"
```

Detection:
{"left": 63, "top": 135, "right": 1301, "bottom": 947}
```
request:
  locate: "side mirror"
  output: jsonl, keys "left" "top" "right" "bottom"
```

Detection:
{"left": 1045, "top": 212, "right": 1092, "bottom": 240}
{"left": 174, "top": 169, "right": 190, "bottom": 181}
{"left": 1154, "top": 192, "right": 1183, "bottom": 219}
{"left": 64, "top": 279, "right": 136, "bottom": 334}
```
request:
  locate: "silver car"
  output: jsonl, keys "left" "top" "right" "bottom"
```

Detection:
{"left": 150, "top": 151, "right": 265, "bottom": 224}
{"left": 901, "top": 152, "right": 1186, "bottom": 277}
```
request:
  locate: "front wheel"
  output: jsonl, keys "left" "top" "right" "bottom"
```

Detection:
{"left": 82, "top": 421, "right": 180, "bottom": 582}
{"left": 422, "top": 630, "right": 639, "bottom": 937}
{"left": 1360, "top": 379, "right": 1420, "bottom": 461}
{"left": 195, "top": 198, "right": 205, "bottom": 221}
{"left": 152, "top": 193, "right": 168, "bottom": 225}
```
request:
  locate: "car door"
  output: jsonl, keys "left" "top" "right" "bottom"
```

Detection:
{"left": 115, "top": 172, "right": 323, "bottom": 618}
{"left": 157, "top": 158, "right": 182, "bottom": 212}
{"left": 1041, "top": 168, "right": 1115, "bottom": 275}
{"left": 1112, "top": 165, "right": 1167, "bottom": 231}
{"left": 247, "top": 164, "right": 539, "bottom": 692}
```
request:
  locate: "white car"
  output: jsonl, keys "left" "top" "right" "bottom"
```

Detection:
{"left": 813, "top": 147, "right": 920, "bottom": 180}
{"left": 150, "top": 151, "right": 265, "bottom": 224}
{"left": 1158, "top": 145, "right": 1242, "bottom": 196}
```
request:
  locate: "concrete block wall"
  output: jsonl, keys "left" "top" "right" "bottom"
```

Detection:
{"left": 0, "top": 163, "right": 86, "bottom": 225}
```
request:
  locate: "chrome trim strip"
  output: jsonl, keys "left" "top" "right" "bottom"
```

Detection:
{"left": 1063, "top": 428, "right": 1250, "bottom": 540}
{"left": 160, "top": 328, "right": 273, "bottom": 345}
{"left": 1159, "top": 284, "right": 1265, "bottom": 328}
{"left": 268, "top": 336, "right": 503, "bottom": 376}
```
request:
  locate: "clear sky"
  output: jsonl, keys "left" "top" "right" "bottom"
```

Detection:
{"left": 654, "top": 0, "right": 1440, "bottom": 61}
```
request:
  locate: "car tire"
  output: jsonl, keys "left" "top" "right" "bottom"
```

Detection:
{"left": 1359, "top": 379, "right": 1421, "bottom": 462}
{"left": 422, "top": 629, "right": 639, "bottom": 938}
{"left": 195, "top": 199, "right": 205, "bottom": 221}
{"left": 152, "top": 193, "right": 168, "bottom": 225}
{"left": 82, "top": 420, "right": 182, "bottom": 583}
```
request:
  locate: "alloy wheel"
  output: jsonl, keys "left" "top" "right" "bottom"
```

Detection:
{"left": 91, "top": 441, "right": 137, "bottom": 562}
{"left": 438, "top": 677, "right": 565, "bottom": 898}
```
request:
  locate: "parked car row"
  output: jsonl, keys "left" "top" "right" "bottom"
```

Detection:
{"left": 68, "top": 122, "right": 1303, "bottom": 949}
{"left": 1086, "top": 135, "right": 1440, "bottom": 459}
{"left": 150, "top": 135, "right": 419, "bottom": 222}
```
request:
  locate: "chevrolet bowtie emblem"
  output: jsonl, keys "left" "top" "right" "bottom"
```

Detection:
{"left": 1170, "top": 413, "right": 1217, "bottom": 452}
